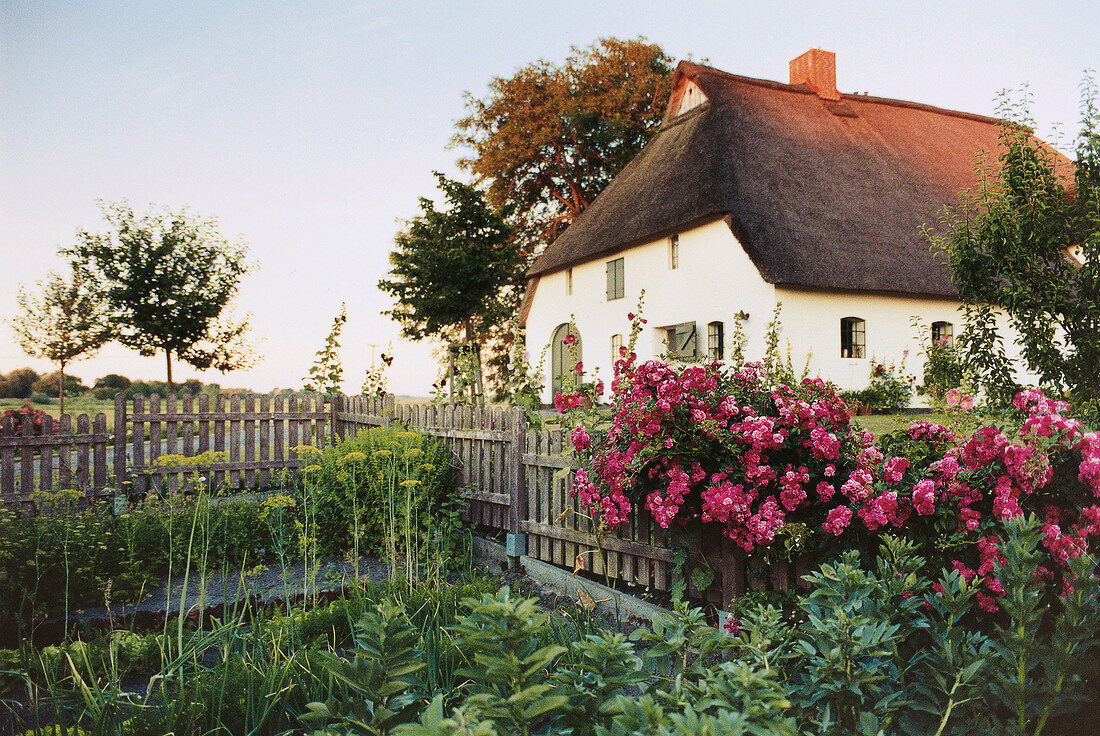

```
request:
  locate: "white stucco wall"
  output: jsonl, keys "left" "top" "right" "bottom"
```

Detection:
{"left": 525, "top": 218, "right": 776, "bottom": 403}
{"left": 775, "top": 287, "right": 955, "bottom": 391}
{"left": 524, "top": 219, "right": 1039, "bottom": 405}
{"left": 774, "top": 288, "right": 1040, "bottom": 394}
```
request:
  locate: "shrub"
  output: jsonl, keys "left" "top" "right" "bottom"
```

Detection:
{"left": 94, "top": 373, "right": 131, "bottom": 391}
{"left": 570, "top": 357, "right": 867, "bottom": 555}
{"left": 307, "top": 426, "right": 456, "bottom": 560}
{"left": 920, "top": 338, "right": 965, "bottom": 401}
{"left": 32, "top": 370, "right": 86, "bottom": 398}
{"left": 571, "top": 344, "right": 1100, "bottom": 614}
{"left": 93, "top": 373, "right": 131, "bottom": 399}
{"left": 128, "top": 379, "right": 170, "bottom": 397}
{"left": 866, "top": 356, "right": 916, "bottom": 410}
{"left": 312, "top": 527, "right": 1098, "bottom": 736}
{"left": 0, "top": 401, "right": 58, "bottom": 434}
{"left": 0, "top": 492, "right": 283, "bottom": 633}
{"left": 0, "top": 367, "right": 39, "bottom": 398}
{"left": 864, "top": 389, "right": 1100, "bottom": 613}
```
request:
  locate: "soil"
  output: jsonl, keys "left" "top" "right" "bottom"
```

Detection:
{"left": 31, "top": 556, "right": 393, "bottom": 645}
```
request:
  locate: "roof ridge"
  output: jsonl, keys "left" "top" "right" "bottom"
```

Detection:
{"left": 676, "top": 60, "right": 1002, "bottom": 126}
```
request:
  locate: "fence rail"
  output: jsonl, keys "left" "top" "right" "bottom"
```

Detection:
{"left": 2, "top": 392, "right": 794, "bottom": 606}
{"left": 1, "top": 413, "right": 111, "bottom": 510}
{"left": 118, "top": 392, "right": 329, "bottom": 495}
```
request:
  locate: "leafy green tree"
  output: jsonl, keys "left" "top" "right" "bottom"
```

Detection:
{"left": 454, "top": 37, "right": 673, "bottom": 251}
{"left": 93, "top": 373, "right": 132, "bottom": 400}
{"left": 379, "top": 174, "right": 517, "bottom": 397}
{"left": 0, "top": 368, "right": 39, "bottom": 399}
{"left": 935, "top": 79, "right": 1100, "bottom": 415}
{"left": 94, "top": 373, "right": 131, "bottom": 391}
{"left": 32, "top": 371, "right": 85, "bottom": 399}
{"left": 63, "top": 201, "right": 255, "bottom": 389}
{"left": 453, "top": 38, "right": 673, "bottom": 394}
{"left": 8, "top": 268, "right": 111, "bottom": 414}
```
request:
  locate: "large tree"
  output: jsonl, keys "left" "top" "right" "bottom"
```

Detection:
{"left": 453, "top": 37, "right": 674, "bottom": 254}
{"left": 379, "top": 173, "right": 517, "bottom": 395}
{"left": 8, "top": 268, "right": 112, "bottom": 414}
{"left": 935, "top": 80, "right": 1100, "bottom": 415}
{"left": 64, "top": 201, "right": 255, "bottom": 389}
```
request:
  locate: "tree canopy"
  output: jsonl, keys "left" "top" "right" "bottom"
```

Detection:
{"left": 935, "top": 78, "right": 1100, "bottom": 415}
{"left": 64, "top": 201, "right": 255, "bottom": 388}
{"left": 453, "top": 37, "right": 673, "bottom": 253}
{"left": 379, "top": 172, "right": 517, "bottom": 349}
{"left": 8, "top": 267, "right": 111, "bottom": 414}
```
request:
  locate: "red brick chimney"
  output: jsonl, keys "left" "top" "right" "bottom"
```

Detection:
{"left": 789, "top": 48, "right": 841, "bottom": 101}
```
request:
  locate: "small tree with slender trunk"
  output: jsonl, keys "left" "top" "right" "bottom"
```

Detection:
{"left": 379, "top": 174, "right": 517, "bottom": 402}
{"left": 63, "top": 200, "right": 256, "bottom": 390}
{"left": 8, "top": 268, "right": 112, "bottom": 415}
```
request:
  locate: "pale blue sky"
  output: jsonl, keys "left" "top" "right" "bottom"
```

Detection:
{"left": 2, "top": 0, "right": 1097, "bottom": 396}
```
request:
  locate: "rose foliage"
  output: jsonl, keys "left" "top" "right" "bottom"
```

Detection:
{"left": 569, "top": 349, "right": 1100, "bottom": 611}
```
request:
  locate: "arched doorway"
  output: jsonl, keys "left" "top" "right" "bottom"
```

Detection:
{"left": 550, "top": 323, "right": 582, "bottom": 397}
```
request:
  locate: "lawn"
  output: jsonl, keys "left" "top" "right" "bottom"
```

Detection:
{"left": 3, "top": 394, "right": 940, "bottom": 446}
{"left": 0, "top": 394, "right": 117, "bottom": 426}
{"left": 850, "top": 410, "right": 945, "bottom": 437}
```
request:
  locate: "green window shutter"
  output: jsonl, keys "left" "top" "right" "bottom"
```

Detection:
{"left": 673, "top": 321, "right": 697, "bottom": 359}
{"left": 606, "top": 258, "right": 624, "bottom": 300}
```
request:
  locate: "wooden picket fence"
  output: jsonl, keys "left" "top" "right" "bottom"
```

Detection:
{"left": 0, "top": 393, "right": 331, "bottom": 508}
{"left": 334, "top": 395, "right": 796, "bottom": 604}
{"left": 2, "top": 391, "right": 798, "bottom": 605}
{"left": 0, "top": 413, "right": 111, "bottom": 510}
{"left": 119, "top": 392, "right": 329, "bottom": 495}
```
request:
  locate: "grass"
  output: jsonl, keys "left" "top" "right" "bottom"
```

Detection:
{"left": 0, "top": 395, "right": 117, "bottom": 426}
{"left": 850, "top": 410, "right": 947, "bottom": 437}
{"left": 2, "top": 393, "right": 941, "bottom": 447}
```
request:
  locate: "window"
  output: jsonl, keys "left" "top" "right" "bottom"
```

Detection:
{"left": 707, "top": 321, "right": 724, "bottom": 360}
{"left": 840, "top": 317, "right": 865, "bottom": 359}
{"left": 931, "top": 321, "right": 953, "bottom": 346}
{"left": 606, "top": 257, "right": 624, "bottom": 300}
{"left": 550, "top": 323, "right": 581, "bottom": 397}
{"left": 669, "top": 234, "right": 680, "bottom": 269}
{"left": 566, "top": 268, "right": 573, "bottom": 295}
{"left": 611, "top": 333, "right": 623, "bottom": 366}
{"left": 666, "top": 322, "right": 698, "bottom": 360}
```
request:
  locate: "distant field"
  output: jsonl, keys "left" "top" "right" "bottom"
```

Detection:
{"left": 0, "top": 395, "right": 116, "bottom": 425}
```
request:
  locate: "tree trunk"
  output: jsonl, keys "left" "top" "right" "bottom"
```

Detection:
{"left": 58, "top": 361, "right": 66, "bottom": 417}
{"left": 165, "top": 349, "right": 174, "bottom": 392}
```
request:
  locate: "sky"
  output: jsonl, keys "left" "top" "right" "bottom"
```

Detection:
{"left": 2, "top": 0, "right": 1098, "bottom": 398}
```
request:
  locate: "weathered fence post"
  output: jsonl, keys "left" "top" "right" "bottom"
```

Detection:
{"left": 113, "top": 392, "right": 128, "bottom": 498}
{"left": 382, "top": 393, "right": 395, "bottom": 428}
{"left": 330, "top": 393, "right": 343, "bottom": 443}
{"left": 505, "top": 406, "right": 527, "bottom": 569}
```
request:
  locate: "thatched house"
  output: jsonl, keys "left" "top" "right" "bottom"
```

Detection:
{"left": 520, "top": 49, "right": 1043, "bottom": 403}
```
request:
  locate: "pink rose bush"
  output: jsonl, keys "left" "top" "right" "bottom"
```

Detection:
{"left": 570, "top": 356, "right": 868, "bottom": 550}
{"left": 567, "top": 346, "right": 1100, "bottom": 610}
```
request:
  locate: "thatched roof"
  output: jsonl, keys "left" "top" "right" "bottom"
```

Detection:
{"left": 527, "top": 59, "right": 1025, "bottom": 298}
